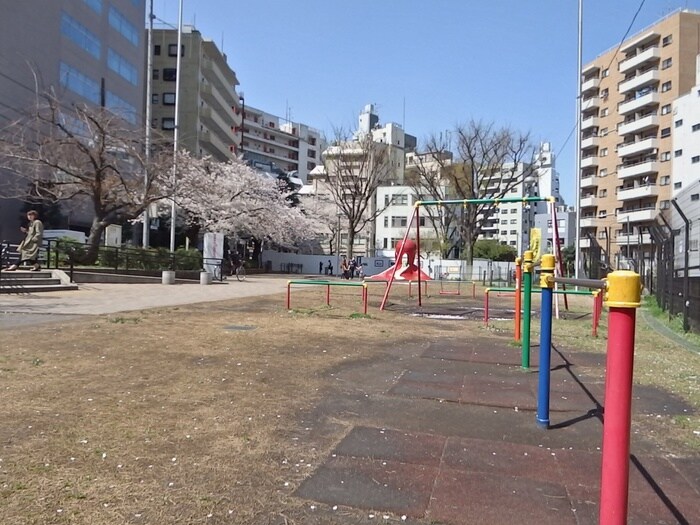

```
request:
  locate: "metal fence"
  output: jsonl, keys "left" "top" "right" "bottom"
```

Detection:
{"left": 649, "top": 214, "right": 699, "bottom": 334}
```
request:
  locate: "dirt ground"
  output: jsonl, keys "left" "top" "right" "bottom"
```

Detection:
{"left": 0, "top": 283, "right": 697, "bottom": 524}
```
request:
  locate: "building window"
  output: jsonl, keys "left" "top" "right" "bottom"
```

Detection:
{"left": 510, "top": 219, "right": 517, "bottom": 224}
{"left": 154, "top": 44, "right": 161, "bottom": 56}
{"left": 599, "top": 168, "right": 607, "bottom": 177}
{"left": 662, "top": 58, "right": 672, "bottom": 69}
{"left": 598, "top": 210, "right": 607, "bottom": 218}
{"left": 163, "top": 68, "right": 177, "bottom": 81}
{"left": 107, "top": 48, "right": 138, "bottom": 85}
{"left": 600, "top": 127, "right": 608, "bottom": 136}
{"left": 660, "top": 200, "right": 670, "bottom": 210}
{"left": 390, "top": 216, "right": 407, "bottom": 228}
{"left": 661, "top": 127, "right": 671, "bottom": 138}
{"left": 661, "top": 81, "right": 672, "bottom": 92}
{"left": 83, "top": 0, "right": 102, "bottom": 13}
{"left": 600, "top": 147, "right": 608, "bottom": 157}
{"left": 599, "top": 189, "right": 607, "bottom": 197}
{"left": 151, "top": 118, "right": 158, "bottom": 128}
{"left": 692, "top": 156, "right": 700, "bottom": 164}
{"left": 151, "top": 94, "right": 159, "bottom": 105}
{"left": 601, "top": 107, "right": 609, "bottom": 117}
{"left": 510, "top": 230, "right": 517, "bottom": 235}
{"left": 168, "top": 44, "right": 184, "bottom": 57}
{"left": 674, "top": 182, "right": 682, "bottom": 190}
{"left": 105, "top": 91, "right": 136, "bottom": 124}
{"left": 601, "top": 88, "right": 609, "bottom": 98}
{"left": 510, "top": 208, "right": 517, "bottom": 214}
{"left": 61, "top": 13, "right": 101, "bottom": 59}
{"left": 500, "top": 230, "right": 507, "bottom": 235}
{"left": 674, "top": 149, "right": 683, "bottom": 157}
{"left": 501, "top": 219, "right": 507, "bottom": 224}
{"left": 675, "top": 119, "right": 683, "bottom": 127}
{"left": 692, "top": 123, "right": 700, "bottom": 132}
{"left": 602, "top": 68, "right": 609, "bottom": 77}
{"left": 59, "top": 62, "right": 100, "bottom": 104}
{"left": 393, "top": 194, "right": 408, "bottom": 205}
{"left": 108, "top": 6, "right": 139, "bottom": 46}
{"left": 660, "top": 175, "right": 670, "bottom": 185}
{"left": 660, "top": 151, "right": 671, "bottom": 161}
{"left": 383, "top": 216, "right": 389, "bottom": 227}
{"left": 162, "top": 118, "right": 175, "bottom": 130}
{"left": 152, "top": 68, "right": 159, "bottom": 80}
{"left": 662, "top": 34, "right": 672, "bottom": 46}
{"left": 661, "top": 104, "right": 671, "bottom": 115}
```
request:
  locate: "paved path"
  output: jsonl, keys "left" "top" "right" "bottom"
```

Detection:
{"left": 0, "top": 275, "right": 290, "bottom": 327}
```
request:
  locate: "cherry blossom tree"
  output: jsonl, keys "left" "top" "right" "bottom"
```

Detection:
{"left": 171, "top": 154, "right": 318, "bottom": 248}
{"left": 0, "top": 95, "right": 173, "bottom": 263}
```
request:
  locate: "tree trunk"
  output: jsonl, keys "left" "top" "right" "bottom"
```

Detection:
{"left": 346, "top": 228, "right": 355, "bottom": 258}
{"left": 83, "top": 217, "right": 108, "bottom": 265}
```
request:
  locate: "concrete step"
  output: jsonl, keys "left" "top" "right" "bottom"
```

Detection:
{"left": 0, "top": 269, "right": 79, "bottom": 294}
{"left": 0, "top": 283, "right": 79, "bottom": 294}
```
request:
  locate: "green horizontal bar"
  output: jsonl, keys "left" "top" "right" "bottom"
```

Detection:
{"left": 417, "top": 196, "right": 554, "bottom": 207}
{"left": 288, "top": 280, "right": 365, "bottom": 287}
{"left": 488, "top": 287, "right": 594, "bottom": 296}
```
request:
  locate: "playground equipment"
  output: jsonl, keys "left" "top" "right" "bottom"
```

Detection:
{"left": 286, "top": 279, "right": 368, "bottom": 314}
{"left": 371, "top": 239, "right": 431, "bottom": 282}
{"left": 534, "top": 264, "right": 642, "bottom": 524}
{"left": 379, "top": 196, "right": 558, "bottom": 311}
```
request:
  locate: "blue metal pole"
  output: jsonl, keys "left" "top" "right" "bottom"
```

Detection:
{"left": 537, "top": 254, "right": 556, "bottom": 429}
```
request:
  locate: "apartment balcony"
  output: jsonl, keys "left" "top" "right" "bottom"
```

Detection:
{"left": 617, "top": 137, "right": 658, "bottom": 158}
{"left": 617, "top": 207, "right": 657, "bottom": 223}
{"left": 581, "top": 96, "right": 601, "bottom": 111}
{"left": 617, "top": 160, "right": 659, "bottom": 179}
{"left": 580, "top": 217, "right": 596, "bottom": 228}
{"left": 581, "top": 156, "right": 598, "bottom": 168}
{"left": 618, "top": 46, "right": 661, "bottom": 73}
{"left": 581, "top": 136, "right": 599, "bottom": 150}
{"left": 199, "top": 129, "right": 233, "bottom": 162}
{"left": 618, "top": 92, "right": 659, "bottom": 115}
{"left": 200, "top": 106, "right": 236, "bottom": 142}
{"left": 581, "top": 115, "right": 598, "bottom": 131}
{"left": 580, "top": 196, "right": 596, "bottom": 208}
{"left": 581, "top": 77, "right": 600, "bottom": 93}
{"left": 482, "top": 222, "right": 499, "bottom": 231}
{"left": 619, "top": 69, "right": 660, "bottom": 94}
{"left": 615, "top": 232, "right": 652, "bottom": 245}
{"left": 580, "top": 174, "right": 597, "bottom": 188}
{"left": 618, "top": 114, "right": 658, "bottom": 136}
{"left": 617, "top": 184, "right": 659, "bottom": 201}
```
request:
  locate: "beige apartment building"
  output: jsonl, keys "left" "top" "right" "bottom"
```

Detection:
{"left": 579, "top": 9, "right": 700, "bottom": 272}
{"left": 151, "top": 26, "right": 242, "bottom": 162}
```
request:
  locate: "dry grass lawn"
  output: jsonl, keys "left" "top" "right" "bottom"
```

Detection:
{"left": 0, "top": 283, "right": 697, "bottom": 524}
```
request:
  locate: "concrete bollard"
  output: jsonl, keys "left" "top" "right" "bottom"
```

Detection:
{"left": 199, "top": 271, "right": 212, "bottom": 285}
{"left": 161, "top": 270, "right": 176, "bottom": 285}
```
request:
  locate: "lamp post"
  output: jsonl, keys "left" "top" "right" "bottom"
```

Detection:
{"left": 169, "top": 0, "right": 183, "bottom": 253}
{"left": 143, "top": 0, "right": 154, "bottom": 248}
{"left": 239, "top": 92, "right": 245, "bottom": 158}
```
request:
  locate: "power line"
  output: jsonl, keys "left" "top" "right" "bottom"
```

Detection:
{"left": 557, "top": 0, "right": 648, "bottom": 160}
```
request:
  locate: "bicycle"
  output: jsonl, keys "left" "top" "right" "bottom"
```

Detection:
{"left": 233, "top": 261, "right": 246, "bottom": 281}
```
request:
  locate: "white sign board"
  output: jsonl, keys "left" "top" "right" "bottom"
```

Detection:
{"left": 203, "top": 232, "right": 224, "bottom": 276}
{"left": 105, "top": 225, "right": 122, "bottom": 247}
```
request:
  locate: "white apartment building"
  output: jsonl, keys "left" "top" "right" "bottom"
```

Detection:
{"left": 151, "top": 26, "right": 242, "bottom": 162}
{"left": 578, "top": 9, "right": 700, "bottom": 271}
{"left": 241, "top": 105, "right": 324, "bottom": 182}
{"left": 671, "top": 55, "right": 700, "bottom": 197}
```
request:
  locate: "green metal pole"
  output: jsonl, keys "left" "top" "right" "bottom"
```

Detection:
{"left": 521, "top": 250, "right": 534, "bottom": 370}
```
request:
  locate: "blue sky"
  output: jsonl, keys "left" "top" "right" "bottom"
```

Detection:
{"left": 153, "top": 0, "right": 700, "bottom": 204}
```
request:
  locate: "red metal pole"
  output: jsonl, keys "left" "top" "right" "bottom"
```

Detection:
{"left": 326, "top": 284, "right": 330, "bottom": 306}
{"left": 286, "top": 281, "right": 291, "bottom": 309}
{"left": 514, "top": 257, "right": 522, "bottom": 342}
{"left": 484, "top": 289, "right": 490, "bottom": 326}
{"left": 599, "top": 271, "right": 641, "bottom": 525}
{"left": 363, "top": 285, "right": 368, "bottom": 314}
{"left": 416, "top": 206, "right": 423, "bottom": 307}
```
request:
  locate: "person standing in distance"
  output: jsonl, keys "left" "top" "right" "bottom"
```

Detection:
{"left": 6, "top": 210, "right": 44, "bottom": 271}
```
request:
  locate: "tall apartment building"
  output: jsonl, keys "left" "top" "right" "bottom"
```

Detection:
{"left": 672, "top": 54, "right": 700, "bottom": 197}
{"left": 241, "top": 106, "right": 324, "bottom": 182}
{"left": 579, "top": 9, "right": 700, "bottom": 271}
{"left": 0, "top": 0, "right": 146, "bottom": 240}
{"left": 151, "top": 26, "right": 241, "bottom": 162}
